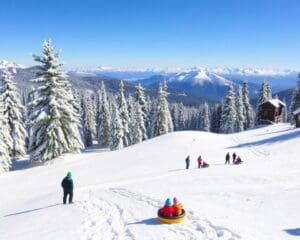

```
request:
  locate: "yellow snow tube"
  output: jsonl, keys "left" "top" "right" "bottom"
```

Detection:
{"left": 158, "top": 209, "right": 186, "bottom": 224}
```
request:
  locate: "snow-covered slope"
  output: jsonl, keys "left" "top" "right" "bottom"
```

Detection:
{"left": 0, "top": 124, "right": 300, "bottom": 240}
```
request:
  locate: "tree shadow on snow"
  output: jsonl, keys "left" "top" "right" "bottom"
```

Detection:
{"left": 228, "top": 130, "right": 300, "bottom": 149}
{"left": 283, "top": 228, "right": 300, "bottom": 236}
{"left": 10, "top": 159, "right": 31, "bottom": 171}
{"left": 4, "top": 203, "right": 61, "bottom": 217}
{"left": 127, "top": 217, "right": 162, "bottom": 226}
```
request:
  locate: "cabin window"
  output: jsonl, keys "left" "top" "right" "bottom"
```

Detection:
{"left": 298, "top": 115, "right": 300, "bottom": 121}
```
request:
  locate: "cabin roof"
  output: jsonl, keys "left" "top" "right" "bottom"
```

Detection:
{"left": 261, "top": 99, "right": 286, "bottom": 108}
{"left": 293, "top": 107, "right": 300, "bottom": 115}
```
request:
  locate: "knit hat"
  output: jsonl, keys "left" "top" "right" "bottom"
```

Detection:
{"left": 67, "top": 171, "right": 72, "bottom": 178}
{"left": 173, "top": 197, "right": 179, "bottom": 204}
{"left": 165, "top": 198, "right": 172, "bottom": 206}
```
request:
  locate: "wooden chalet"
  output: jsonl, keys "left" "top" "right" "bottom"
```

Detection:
{"left": 259, "top": 99, "right": 286, "bottom": 124}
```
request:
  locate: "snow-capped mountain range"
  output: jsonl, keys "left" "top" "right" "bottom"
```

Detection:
{"left": 0, "top": 60, "right": 297, "bottom": 102}
{"left": 0, "top": 60, "right": 24, "bottom": 69}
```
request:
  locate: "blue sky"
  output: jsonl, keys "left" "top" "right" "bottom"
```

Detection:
{"left": 0, "top": 0, "right": 299, "bottom": 68}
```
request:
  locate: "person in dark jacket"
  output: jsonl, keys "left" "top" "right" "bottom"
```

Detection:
{"left": 232, "top": 152, "right": 237, "bottom": 163}
{"left": 225, "top": 152, "right": 230, "bottom": 165}
{"left": 61, "top": 172, "right": 74, "bottom": 204}
{"left": 185, "top": 155, "right": 190, "bottom": 169}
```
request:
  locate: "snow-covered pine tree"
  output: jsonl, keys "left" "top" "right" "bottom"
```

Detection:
{"left": 170, "top": 103, "right": 179, "bottom": 131}
{"left": 134, "top": 84, "right": 148, "bottom": 140}
{"left": 97, "top": 81, "right": 111, "bottom": 147}
{"left": 0, "top": 69, "right": 26, "bottom": 158}
{"left": 290, "top": 73, "right": 300, "bottom": 124}
{"left": 152, "top": 82, "right": 173, "bottom": 136}
{"left": 236, "top": 85, "right": 245, "bottom": 132}
{"left": 110, "top": 103, "right": 124, "bottom": 150}
{"left": 0, "top": 96, "right": 12, "bottom": 173}
{"left": 117, "top": 81, "right": 130, "bottom": 146}
{"left": 131, "top": 101, "right": 144, "bottom": 144}
{"left": 255, "top": 80, "right": 269, "bottom": 125}
{"left": 163, "top": 81, "right": 174, "bottom": 133}
{"left": 242, "top": 82, "right": 253, "bottom": 129}
{"left": 210, "top": 104, "right": 222, "bottom": 133}
{"left": 220, "top": 84, "right": 237, "bottom": 133}
{"left": 177, "top": 102, "right": 186, "bottom": 130}
{"left": 201, "top": 102, "right": 210, "bottom": 132}
{"left": 266, "top": 81, "right": 272, "bottom": 100}
{"left": 81, "top": 94, "right": 96, "bottom": 147}
{"left": 28, "top": 40, "right": 83, "bottom": 162}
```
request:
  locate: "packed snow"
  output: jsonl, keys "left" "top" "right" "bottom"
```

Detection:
{"left": 0, "top": 124, "right": 299, "bottom": 240}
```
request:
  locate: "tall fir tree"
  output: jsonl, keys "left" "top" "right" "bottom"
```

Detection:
{"left": 81, "top": 94, "right": 96, "bottom": 147}
{"left": 117, "top": 81, "right": 130, "bottom": 146}
{"left": 97, "top": 81, "right": 111, "bottom": 147}
{"left": 131, "top": 101, "right": 144, "bottom": 144}
{"left": 255, "top": 80, "right": 269, "bottom": 124}
{"left": 220, "top": 84, "right": 237, "bottom": 133}
{"left": 290, "top": 73, "right": 300, "bottom": 124}
{"left": 0, "top": 96, "right": 12, "bottom": 173}
{"left": 135, "top": 84, "right": 148, "bottom": 140}
{"left": 266, "top": 81, "right": 272, "bottom": 100}
{"left": 0, "top": 69, "right": 26, "bottom": 158}
{"left": 236, "top": 86, "right": 245, "bottom": 132}
{"left": 163, "top": 81, "right": 174, "bottom": 133}
{"left": 28, "top": 40, "right": 83, "bottom": 162}
{"left": 242, "top": 82, "right": 253, "bottom": 129}
{"left": 201, "top": 102, "right": 210, "bottom": 132}
{"left": 177, "top": 103, "right": 186, "bottom": 130}
{"left": 110, "top": 103, "right": 124, "bottom": 150}
{"left": 210, "top": 104, "right": 222, "bottom": 133}
{"left": 152, "top": 82, "right": 173, "bottom": 136}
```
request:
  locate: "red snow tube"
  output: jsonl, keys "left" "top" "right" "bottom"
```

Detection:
{"left": 158, "top": 209, "right": 186, "bottom": 224}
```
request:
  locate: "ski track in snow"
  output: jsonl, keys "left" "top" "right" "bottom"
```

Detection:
{"left": 231, "top": 134, "right": 270, "bottom": 158}
{"left": 77, "top": 188, "right": 239, "bottom": 240}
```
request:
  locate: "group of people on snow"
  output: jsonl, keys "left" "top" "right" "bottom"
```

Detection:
{"left": 185, "top": 155, "right": 209, "bottom": 169}
{"left": 185, "top": 152, "right": 243, "bottom": 169}
{"left": 225, "top": 152, "right": 243, "bottom": 165}
{"left": 160, "top": 197, "right": 183, "bottom": 217}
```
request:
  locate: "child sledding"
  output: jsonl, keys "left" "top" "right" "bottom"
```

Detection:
{"left": 158, "top": 197, "right": 186, "bottom": 224}
{"left": 195, "top": 155, "right": 210, "bottom": 168}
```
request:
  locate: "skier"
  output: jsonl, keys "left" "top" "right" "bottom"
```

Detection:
{"left": 232, "top": 152, "right": 237, "bottom": 163}
{"left": 160, "top": 198, "right": 175, "bottom": 217}
{"left": 61, "top": 172, "right": 74, "bottom": 204}
{"left": 225, "top": 152, "right": 230, "bottom": 165}
{"left": 185, "top": 155, "right": 190, "bottom": 169}
{"left": 197, "top": 155, "right": 202, "bottom": 168}
{"left": 173, "top": 197, "right": 183, "bottom": 216}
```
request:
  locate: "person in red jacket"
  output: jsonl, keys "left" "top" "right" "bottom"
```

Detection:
{"left": 234, "top": 156, "right": 243, "bottom": 164}
{"left": 160, "top": 198, "right": 175, "bottom": 217}
{"left": 197, "top": 155, "right": 203, "bottom": 168}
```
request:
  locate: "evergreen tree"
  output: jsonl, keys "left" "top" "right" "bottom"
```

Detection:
{"left": 131, "top": 101, "right": 144, "bottom": 144}
{"left": 201, "top": 102, "right": 210, "bottom": 132}
{"left": 110, "top": 104, "right": 124, "bottom": 150}
{"left": 28, "top": 40, "right": 83, "bottom": 162}
{"left": 97, "top": 81, "right": 111, "bottom": 147}
{"left": 255, "top": 80, "right": 269, "bottom": 124}
{"left": 290, "top": 73, "right": 300, "bottom": 124}
{"left": 152, "top": 82, "right": 173, "bottom": 136}
{"left": 117, "top": 81, "right": 130, "bottom": 146}
{"left": 163, "top": 81, "right": 174, "bottom": 132}
{"left": 266, "top": 81, "right": 272, "bottom": 100}
{"left": 242, "top": 82, "right": 253, "bottom": 129}
{"left": 220, "top": 84, "right": 237, "bottom": 133}
{"left": 236, "top": 86, "right": 245, "bottom": 132}
{"left": 81, "top": 94, "right": 95, "bottom": 147}
{"left": 135, "top": 84, "right": 148, "bottom": 140}
{"left": 0, "top": 96, "right": 12, "bottom": 173}
{"left": 0, "top": 69, "right": 27, "bottom": 158}
{"left": 177, "top": 103, "right": 186, "bottom": 130}
{"left": 210, "top": 104, "right": 222, "bottom": 133}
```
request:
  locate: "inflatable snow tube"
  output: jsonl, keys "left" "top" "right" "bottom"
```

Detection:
{"left": 158, "top": 209, "right": 186, "bottom": 224}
